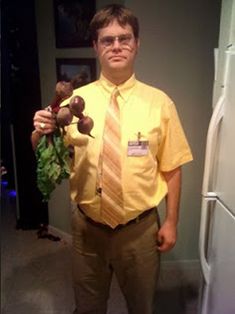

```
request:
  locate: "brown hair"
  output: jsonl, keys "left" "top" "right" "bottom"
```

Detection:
{"left": 89, "top": 4, "right": 139, "bottom": 42}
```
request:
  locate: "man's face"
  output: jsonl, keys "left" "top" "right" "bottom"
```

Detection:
{"left": 93, "top": 20, "right": 139, "bottom": 78}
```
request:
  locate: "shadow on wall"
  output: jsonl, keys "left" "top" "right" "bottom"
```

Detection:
{"left": 155, "top": 260, "right": 201, "bottom": 314}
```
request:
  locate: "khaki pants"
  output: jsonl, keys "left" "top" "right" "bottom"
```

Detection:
{"left": 72, "top": 207, "right": 160, "bottom": 314}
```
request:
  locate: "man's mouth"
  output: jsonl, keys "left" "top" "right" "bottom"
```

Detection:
{"left": 109, "top": 55, "right": 125, "bottom": 61}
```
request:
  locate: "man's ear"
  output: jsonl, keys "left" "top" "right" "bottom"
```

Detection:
{"left": 135, "top": 38, "right": 140, "bottom": 55}
{"left": 137, "top": 38, "right": 140, "bottom": 49}
{"left": 93, "top": 40, "right": 98, "bottom": 54}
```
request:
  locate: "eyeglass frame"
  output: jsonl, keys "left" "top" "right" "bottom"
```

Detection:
{"left": 98, "top": 33, "right": 135, "bottom": 48}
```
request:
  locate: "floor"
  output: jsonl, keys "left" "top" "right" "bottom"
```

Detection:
{"left": 1, "top": 191, "right": 201, "bottom": 314}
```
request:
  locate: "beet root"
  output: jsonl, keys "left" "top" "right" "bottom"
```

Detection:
{"left": 56, "top": 107, "right": 73, "bottom": 126}
{"left": 77, "top": 116, "right": 94, "bottom": 137}
{"left": 49, "top": 81, "right": 73, "bottom": 113}
{"left": 55, "top": 81, "right": 73, "bottom": 100}
{"left": 69, "top": 96, "right": 85, "bottom": 118}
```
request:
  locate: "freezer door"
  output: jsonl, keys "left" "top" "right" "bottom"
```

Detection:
{"left": 214, "top": 51, "right": 235, "bottom": 214}
{"left": 201, "top": 200, "right": 235, "bottom": 314}
{"left": 213, "top": 0, "right": 235, "bottom": 106}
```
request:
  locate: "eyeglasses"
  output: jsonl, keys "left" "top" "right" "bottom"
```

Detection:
{"left": 98, "top": 34, "right": 134, "bottom": 48}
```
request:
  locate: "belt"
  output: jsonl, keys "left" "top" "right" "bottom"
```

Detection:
{"left": 77, "top": 205, "right": 156, "bottom": 231}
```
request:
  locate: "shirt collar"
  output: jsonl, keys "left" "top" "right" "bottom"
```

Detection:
{"left": 98, "top": 73, "right": 137, "bottom": 102}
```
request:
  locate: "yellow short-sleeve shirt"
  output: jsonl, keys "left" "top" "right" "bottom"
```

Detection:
{"left": 62, "top": 74, "right": 193, "bottom": 224}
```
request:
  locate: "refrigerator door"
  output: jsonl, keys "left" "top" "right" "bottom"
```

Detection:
{"left": 199, "top": 50, "right": 235, "bottom": 314}
{"left": 205, "top": 200, "right": 235, "bottom": 314}
{"left": 214, "top": 50, "right": 235, "bottom": 214}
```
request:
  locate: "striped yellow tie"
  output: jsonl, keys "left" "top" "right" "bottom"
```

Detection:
{"left": 101, "top": 88, "right": 124, "bottom": 228}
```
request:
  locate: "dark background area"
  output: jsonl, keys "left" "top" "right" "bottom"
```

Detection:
{"left": 1, "top": 0, "right": 48, "bottom": 228}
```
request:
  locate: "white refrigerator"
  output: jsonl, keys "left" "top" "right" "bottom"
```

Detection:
{"left": 198, "top": 1, "right": 235, "bottom": 314}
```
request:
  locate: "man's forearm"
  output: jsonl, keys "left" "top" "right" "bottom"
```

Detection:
{"left": 31, "top": 130, "right": 43, "bottom": 151}
{"left": 156, "top": 167, "right": 182, "bottom": 252}
{"left": 162, "top": 166, "right": 182, "bottom": 225}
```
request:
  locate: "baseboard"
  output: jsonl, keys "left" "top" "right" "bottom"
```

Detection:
{"left": 48, "top": 225, "right": 72, "bottom": 245}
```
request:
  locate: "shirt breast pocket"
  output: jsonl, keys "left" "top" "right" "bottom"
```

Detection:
{"left": 125, "top": 126, "right": 161, "bottom": 161}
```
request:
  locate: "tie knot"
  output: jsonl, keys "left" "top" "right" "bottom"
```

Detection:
{"left": 112, "top": 88, "right": 119, "bottom": 99}
{"left": 110, "top": 88, "right": 120, "bottom": 111}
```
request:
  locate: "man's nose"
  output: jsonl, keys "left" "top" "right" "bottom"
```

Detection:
{"left": 112, "top": 37, "right": 121, "bottom": 49}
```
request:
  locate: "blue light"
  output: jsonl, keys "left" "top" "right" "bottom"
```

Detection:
{"left": 8, "top": 190, "right": 17, "bottom": 198}
{"left": 1, "top": 180, "right": 8, "bottom": 187}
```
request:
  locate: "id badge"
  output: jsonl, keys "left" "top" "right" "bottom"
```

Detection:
{"left": 127, "top": 140, "right": 149, "bottom": 156}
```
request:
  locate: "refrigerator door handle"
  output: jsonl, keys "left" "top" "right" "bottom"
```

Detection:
{"left": 200, "top": 91, "right": 224, "bottom": 286}
{"left": 199, "top": 196, "right": 216, "bottom": 285}
{"left": 202, "top": 94, "right": 225, "bottom": 196}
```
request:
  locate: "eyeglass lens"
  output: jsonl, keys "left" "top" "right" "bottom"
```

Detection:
{"left": 99, "top": 34, "right": 133, "bottom": 47}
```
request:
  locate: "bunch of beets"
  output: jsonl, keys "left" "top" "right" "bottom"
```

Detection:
{"left": 51, "top": 81, "right": 94, "bottom": 136}
{"left": 35, "top": 81, "right": 94, "bottom": 202}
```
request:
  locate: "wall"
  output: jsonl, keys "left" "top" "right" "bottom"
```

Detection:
{"left": 35, "top": 0, "right": 221, "bottom": 261}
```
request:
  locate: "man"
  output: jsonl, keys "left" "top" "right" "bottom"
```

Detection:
{"left": 32, "top": 4, "right": 193, "bottom": 314}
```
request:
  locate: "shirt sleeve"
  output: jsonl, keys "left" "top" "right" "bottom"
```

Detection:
{"left": 157, "top": 100, "right": 193, "bottom": 172}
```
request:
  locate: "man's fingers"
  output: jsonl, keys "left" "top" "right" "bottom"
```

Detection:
{"left": 33, "top": 110, "right": 56, "bottom": 132}
{"left": 156, "top": 232, "right": 176, "bottom": 252}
